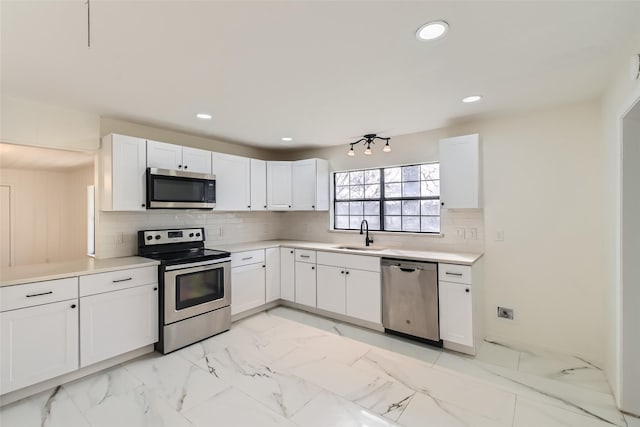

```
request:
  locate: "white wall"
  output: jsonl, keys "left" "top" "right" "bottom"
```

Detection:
{"left": 0, "top": 165, "right": 94, "bottom": 265}
{"left": 289, "top": 100, "right": 606, "bottom": 364}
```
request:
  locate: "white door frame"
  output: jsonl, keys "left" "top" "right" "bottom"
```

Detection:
{"left": 617, "top": 85, "right": 640, "bottom": 414}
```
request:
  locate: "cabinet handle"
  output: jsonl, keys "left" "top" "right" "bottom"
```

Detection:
{"left": 465, "top": 288, "right": 470, "bottom": 293}
{"left": 241, "top": 257, "right": 253, "bottom": 261}
{"left": 112, "top": 277, "right": 133, "bottom": 283}
{"left": 441, "top": 202, "right": 445, "bottom": 206}
{"left": 70, "top": 304, "right": 77, "bottom": 309}
{"left": 345, "top": 271, "right": 350, "bottom": 275}
{"left": 300, "top": 255, "right": 310, "bottom": 258}
{"left": 141, "top": 203, "right": 146, "bottom": 207}
{"left": 290, "top": 250, "right": 294, "bottom": 254}
{"left": 262, "top": 265, "right": 266, "bottom": 268}
{"left": 264, "top": 205, "right": 267, "bottom": 209}
{"left": 184, "top": 165, "right": 188, "bottom": 170}
{"left": 445, "top": 272, "right": 463, "bottom": 276}
{"left": 341, "top": 270, "right": 344, "bottom": 274}
{"left": 153, "top": 287, "right": 158, "bottom": 291}
{"left": 26, "top": 291, "right": 53, "bottom": 298}
{"left": 288, "top": 205, "right": 291, "bottom": 208}
{"left": 311, "top": 266, "right": 315, "bottom": 270}
{"left": 178, "top": 165, "right": 182, "bottom": 169}
{"left": 312, "top": 205, "right": 315, "bottom": 209}
{"left": 248, "top": 205, "right": 251, "bottom": 208}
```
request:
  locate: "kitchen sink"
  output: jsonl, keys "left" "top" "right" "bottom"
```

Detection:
{"left": 333, "top": 245, "right": 386, "bottom": 252}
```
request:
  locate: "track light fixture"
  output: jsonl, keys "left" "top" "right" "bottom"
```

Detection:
{"left": 347, "top": 134, "right": 391, "bottom": 157}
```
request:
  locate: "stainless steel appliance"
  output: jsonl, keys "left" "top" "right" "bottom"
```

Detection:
{"left": 138, "top": 227, "right": 231, "bottom": 354}
{"left": 381, "top": 258, "right": 442, "bottom": 345}
{"left": 146, "top": 168, "right": 216, "bottom": 209}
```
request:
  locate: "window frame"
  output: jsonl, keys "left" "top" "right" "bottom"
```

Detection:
{"left": 332, "top": 162, "right": 441, "bottom": 234}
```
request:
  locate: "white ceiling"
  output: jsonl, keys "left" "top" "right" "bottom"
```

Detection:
{"left": 2, "top": 1, "right": 639, "bottom": 149}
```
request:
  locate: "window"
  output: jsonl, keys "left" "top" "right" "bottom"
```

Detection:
{"left": 334, "top": 163, "right": 440, "bottom": 233}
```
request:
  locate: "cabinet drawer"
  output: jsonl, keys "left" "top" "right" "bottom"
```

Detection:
{"left": 1, "top": 278, "right": 79, "bottom": 312}
{"left": 231, "top": 249, "right": 265, "bottom": 268}
{"left": 295, "top": 249, "right": 316, "bottom": 263}
{"left": 317, "top": 251, "right": 380, "bottom": 272}
{"left": 80, "top": 266, "right": 158, "bottom": 297}
{"left": 438, "top": 263, "right": 472, "bottom": 284}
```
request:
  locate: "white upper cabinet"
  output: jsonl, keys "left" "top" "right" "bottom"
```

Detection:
{"left": 250, "top": 159, "right": 267, "bottom": 211}
{"left": 100, "top": 134, "right": 147, "bottom": 211}
{"left": 212, "top": 153, "right": 251, "bottom": 211}
{"left": 267, "top": 161, "right": 293, "bottom": 210}
{"left": 439, "top": 134, "right": 481, "bottom": 209}
{"left": 147, "top": 140, "right": 211, "bottom": 174}
{"left": 292, "top": 159, "right": 329, "bottom": 211}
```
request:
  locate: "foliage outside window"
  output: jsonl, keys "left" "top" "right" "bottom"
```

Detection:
{"left": 333, "top": 163, "right": 440, "bottom": 233}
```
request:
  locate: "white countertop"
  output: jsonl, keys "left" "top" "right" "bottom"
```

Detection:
{"left": 0, "top": 256, "right": 160, "bottom": 287}
{"left": 210, "top": 240, "right": 482, "bottom": 265}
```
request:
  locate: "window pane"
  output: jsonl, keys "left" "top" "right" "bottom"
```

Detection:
{"left": 365, "top": 169, "right": 380, "bottom": 184}
{"left": 364, "top": 216, "right": 380, "bottom": 230}
{"left": 335, "top": 172, "right": 349, "bottom": 186}
{"left": 349, "top": 171, "right": 364, "bottom": 185}
{"left": 349, "top": 201, "right": 363, "bottom": 215}
{"left": 402, "top": 200, "right": 420, "bottom": 215}
{"left": 335, "top": 216, "right": 349, "bottom": 229}
{"left": 402, "top": 181, "right": 420, "bottom": 198}
{"left": 364, "top": 201, "right": 380, "bottom": 215}
{"left": 335, "top": 202, "right": 349, "bottom": 215}
{"left": 421, "top": 200, "right": 440, "bottom": 215}
{"left": 421, "top": 164, "right": 439, "bottom": 180}
{"left": 384, "top": 216, "right": 401, "bottom": 231}
{"left": 421, "top": 180, "right": 440, "bottom": 197}
{"left": 349, "top": 216, "right": 364, "bottom": 229}
{"left": 421, "top": 216, "right": 440, "bottom": 233}
{"left": 384, "top": 201, "right": 401, "bottom": 215}
{"left": 350, "top": 185, "right": 364, "bottom": 199}
{"left": 384, "top": 183, "right": 401, "bottom": 198}
{"left": 365, "top": 184, "right": 380, "bottom": 199}
{"left": 403, "top": 216, "right": 420, "bottom": 232}
{"left": 384, "top": 167, "right": 401, "bottom": 183}
{"left": 336, "top": 186, "right": 349, "bottom": 200}
{"left": 402, "top": 165, "right": 420, "bottom": 182}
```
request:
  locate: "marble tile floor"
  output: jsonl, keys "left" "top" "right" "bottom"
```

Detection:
{"left": 1, "top": 306, "right": 635, "bottom": 427}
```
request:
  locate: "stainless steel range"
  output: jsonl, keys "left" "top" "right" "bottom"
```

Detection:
{"left": 138, "top": 227, "right": 231, "bottom": 354}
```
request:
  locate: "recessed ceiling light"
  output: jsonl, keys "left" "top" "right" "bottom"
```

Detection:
{"left": 416, "top": 20, "right": 448, "bottom": 41}
{"left": 462, "top": 95, "right": 482, "bottom": 103}
{"left": 281, "top": 137, "right": 293, "bottom": 142}
{"left": 196, "top": 113, "right": 212, "bottom": 120}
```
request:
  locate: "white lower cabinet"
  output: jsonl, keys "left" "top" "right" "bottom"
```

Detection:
{"left": 80, "top": 284, "right": 158, "bottom": 367}
{"left": 315, "top": 251, "right": 381, "bottom": 324}
{"left": 295, "top": 261, "right": 317, "bottom": 307}
{"left": 0, "top": 299, "right": 79, "bottom": 394}
{"left": 280, "top": 247, "right": 295, "bottom": 302}
{"left": 439, "top": 280, "right": 473, "bottom": 347}
{"left": 231, "top": 262, "right": 266, "bottom": 315}
{"left": 265, "top": 247, "right": 281, "bottom": 303}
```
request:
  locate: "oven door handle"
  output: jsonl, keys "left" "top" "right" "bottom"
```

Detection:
{"left": 164, "top": 257, "right": 231, "bottom": 271}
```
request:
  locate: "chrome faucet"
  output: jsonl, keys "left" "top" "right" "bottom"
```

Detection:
{"left": 360, "top": 219, "right": 374, "bottom": 246}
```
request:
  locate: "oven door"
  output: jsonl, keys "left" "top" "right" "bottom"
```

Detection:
{"left": 163, "top": 260, "right": 230, "bottom": 324}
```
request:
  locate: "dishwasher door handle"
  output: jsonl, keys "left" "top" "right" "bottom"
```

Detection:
{"left": 388, "top": 265, "right": 422, "bottom": 273}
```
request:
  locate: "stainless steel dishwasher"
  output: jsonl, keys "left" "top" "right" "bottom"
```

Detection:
{"left": 381, "top": 258, "right": 441, "bottom": 344}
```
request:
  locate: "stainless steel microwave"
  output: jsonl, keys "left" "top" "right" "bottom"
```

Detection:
{"left": 146, "top": 168, "right": 216, "bottom": 209}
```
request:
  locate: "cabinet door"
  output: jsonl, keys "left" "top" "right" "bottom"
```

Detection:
{"left": 265, "top": 247, "right": 281, "bottom": 303}
{"left": 182, "top": 147, "right": 212, "bottom": 174}
{"left": 315, "top": 159, "right": 329, "bottom": 211}
{"left": 292, "top": 159, "right": 316, "bottom": 210}
{"left": 280, "top": 248, "right": 295, "bottom": 302}
{"left": 295, "top": 262, "right": 317, "bottom": 307}
{"left": 439, "top": 281, "right": 473, "bottom": 347}
{"left": 266, "top": 161, "right": 292, "bottom": 210}
{"left": 212, "top": 153, "right": 251, "bottom": 211}
{"left": 439, "top": 134, "right": 480, "bottom": 209}
{"left": 111, "top": 134, "right": 147, "bottom": 211}
{"left": 1, "top": 299, "right": 79, "bottom": 393}
{"left": 346, "top": 269, "right": 381, "bottom": 324}
{"left": 250, "top": 159, "right": 267, "bottom": 211}
{"left": 147, "top": 140, "right": 183, "bottom": 170}
{"left": 80, "top": 284, "right": 158, "bottom": 367}
{"left": 316, "top": 265, "right": 345, "bottom": 315}
{"left": 231, "top": 263, "right": 266, "bottom": 315}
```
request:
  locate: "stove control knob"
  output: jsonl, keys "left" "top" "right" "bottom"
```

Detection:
{"left": 189, "top": 233, "right": 194, "bottom": 237}
{"left": 146, "top": 235, "right": 153, "bottom": 241}
{"left": 155, "top": 235, "right": 161, "bottom": 240}
{"left": 196, "top": 233, "right": 201, "bottom": 237}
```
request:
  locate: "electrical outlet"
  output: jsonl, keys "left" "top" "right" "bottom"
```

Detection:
{"left": 497, "top": 307, "right": 514, "bottom": 320}
{"left": 467, "top": 227, "right": 478, "bottom": 240}
{"left": 456, "top": 227, "right": 466, "bottom": 238}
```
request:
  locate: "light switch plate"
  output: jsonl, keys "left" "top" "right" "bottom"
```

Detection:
{"left": 456, "top": 227, "right": 466, "bottom": 238}
{"left": 496, "top": 229, "right": 504, "bottom": 241}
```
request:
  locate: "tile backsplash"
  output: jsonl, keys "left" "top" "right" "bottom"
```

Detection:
{"left": 96, "top": 208, "right": 483, "bottom": 258}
